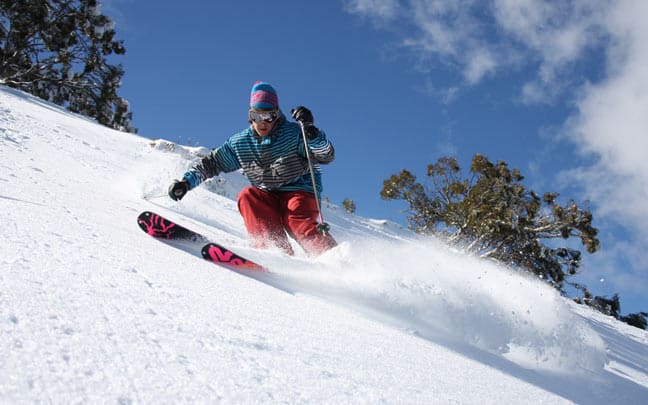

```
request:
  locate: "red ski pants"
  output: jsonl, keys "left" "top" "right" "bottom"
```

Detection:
{"left": 237, "top": 186, "right": 337, "bottom": 256}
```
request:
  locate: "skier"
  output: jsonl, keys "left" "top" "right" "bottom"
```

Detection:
{"left": 168, "top": 81, "right": 337, "bottom": 256}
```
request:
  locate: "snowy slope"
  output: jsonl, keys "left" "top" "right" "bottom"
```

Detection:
{"left": 1, "top": 86, "right": 647, "bottom": 403}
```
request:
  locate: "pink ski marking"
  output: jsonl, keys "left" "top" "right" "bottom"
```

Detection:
{"left": 207, "top": 245, "right": 233, "bottom": 262}
{"left": 206, "top": 245, "right": 263, "bottom": 271}
{"left": 139, "top": 213, "right": 176, "bottom": 239}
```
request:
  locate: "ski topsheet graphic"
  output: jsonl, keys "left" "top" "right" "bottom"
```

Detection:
{"left": 137, "top": 211, "right": 208, "bottom": 242}
{"left": 137, "top": 211, "right": 265, "bottom": 272}
{"left": 201, "top": 243, "right": 265, "bottom": 271}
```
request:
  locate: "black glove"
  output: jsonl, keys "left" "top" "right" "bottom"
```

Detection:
{"left": 291, "top": 106, "right": 314, "bottom": 123}
{"left": 168, "top": 179, "right": 189, "bottom": 201}
{"left": 291, "top": 106, "right": 319, "bottom": 140}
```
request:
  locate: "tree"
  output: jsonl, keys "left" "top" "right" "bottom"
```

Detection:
{"left": 0, "top": 0, "right": 135, "bottom": 132}
{"left": 342, "top": 198, "right": 356, "bottom": 214}
{"left": 620, "top": 313, "right": 648, "bottom": 330}
{"left": 381, "top": 154, "right": 600, "bottom": 287}
{"left": 572, "top": 283, "right": 648, "bottom": 329}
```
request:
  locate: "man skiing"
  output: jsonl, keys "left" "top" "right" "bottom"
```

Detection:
{"left": 168, "top": 81, "right": 337, "bottom": 256}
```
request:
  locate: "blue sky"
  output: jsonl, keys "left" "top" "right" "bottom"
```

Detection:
{"left": 104, "top": 0, "right": 648, "bottom": 314}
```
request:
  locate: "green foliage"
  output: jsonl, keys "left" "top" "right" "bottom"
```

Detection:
{"left": 0, "top": 0, "right": 135, "bottom": 132}
{"left": 587, "top": 293, "right": 621, "bottom": 318}
{"left": 381, "top": 154, "right": 600, "bottom": 287}
{"left": 342, "top": 198, "right": 356, "bottom": 214}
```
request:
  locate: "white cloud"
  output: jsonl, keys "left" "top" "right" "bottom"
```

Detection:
{"left": 406, "top": 0, "right": 495, "bottom": 82}
{"left": 347, "top": 0, "right": 611, "bottom": 100}
{"left": 564, "top": 0, "right": 648, "bottom": 234}
{"left": 344, "top": 0, "right": 400, "bottom": 21}
{"left": 520, "top": 81, "right": 553, "bottom": 105}
{"left": 492, "top": 0, "right": 605, "bottom": 77}
{"left": 463, "top": 48, "right": 497, "bottom": 84}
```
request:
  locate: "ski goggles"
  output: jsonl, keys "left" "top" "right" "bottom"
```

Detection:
{"left": 249, "top": 109, "right": 279, "bottom": 124}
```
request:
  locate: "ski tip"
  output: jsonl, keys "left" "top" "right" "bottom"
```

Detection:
{"left": 136, "top": 211, "right": 152, "bottom": 233}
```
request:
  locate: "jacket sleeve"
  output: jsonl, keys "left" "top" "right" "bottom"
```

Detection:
{"left": 302, "top": 129, "right": 335, "bottom": 164}
{"left": 182, "top": 140, "right": 241, "bottom": 189}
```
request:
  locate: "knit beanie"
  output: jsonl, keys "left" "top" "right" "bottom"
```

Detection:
{"left": 250, "top": 81, "right": 279, "bottom": 110}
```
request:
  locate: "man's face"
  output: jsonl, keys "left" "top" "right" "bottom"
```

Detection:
{"left": 252, "top": 119, "right": 274, "bottom": 137}
{"left": 249, "top": 109, "right": 278, "bottom": 137}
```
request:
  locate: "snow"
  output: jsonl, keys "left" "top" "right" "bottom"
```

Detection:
{"left": 1, "top": 85, "right": 648, "bottom": 403}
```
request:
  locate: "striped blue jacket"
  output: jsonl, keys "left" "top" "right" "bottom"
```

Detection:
{"left": 182, "top": 115, "right": 334, "bottom": 196}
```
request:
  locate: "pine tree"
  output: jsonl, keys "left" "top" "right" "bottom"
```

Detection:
{"left": 0, "top": 0, "right": 135, "bottom": 132}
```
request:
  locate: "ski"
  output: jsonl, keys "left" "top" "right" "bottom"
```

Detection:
{"left": 137, "top": 211, "right": 208, "bottom": 242}
{"left": 137, "top": 211, "right": 266, "bottom": 272}
{"left": 201, "top": 243, "right": 266, "bottom": 272}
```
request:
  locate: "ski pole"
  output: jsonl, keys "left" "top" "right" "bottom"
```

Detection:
{"left": 298, "top": 121, "right": 330, "bottom": 235}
